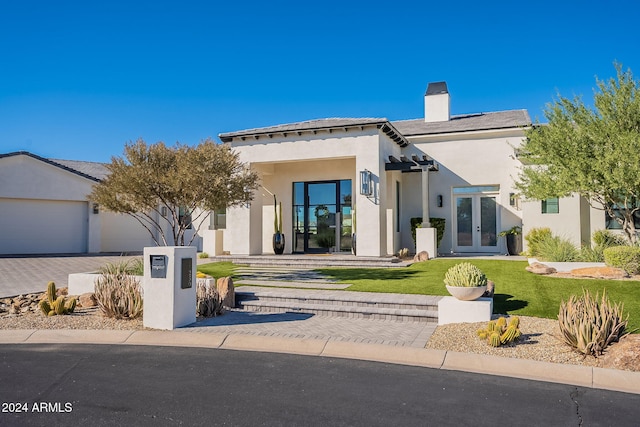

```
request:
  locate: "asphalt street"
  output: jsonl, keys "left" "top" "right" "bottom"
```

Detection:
{"left": 1, "top": 344, "right": 638, "bottom": 426}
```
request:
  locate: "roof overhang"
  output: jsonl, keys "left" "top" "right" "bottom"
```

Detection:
{"left": 220, "top": 119, "right": 410, "bottom": 147}
{"left": 385, "top": 154, "right": 439, "bottom": 172}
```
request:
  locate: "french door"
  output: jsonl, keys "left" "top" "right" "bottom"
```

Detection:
{"left": 454, "top": 194, "right": 498, "bottom": 252}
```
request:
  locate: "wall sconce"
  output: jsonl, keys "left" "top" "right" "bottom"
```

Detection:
{"left": 92, "top": 203, "right": 99, "bottom": 214}
{"left": 359, "top": 170, "right": 372, "bottom": 196}
{"left": 437, "top": 195, "right": 443, "bottom": 208}
{"left": 509, "top": 193, "right": 521, "bottom": 210}
{"left": 161, "top": 206, "right": 167, "bottom": 217}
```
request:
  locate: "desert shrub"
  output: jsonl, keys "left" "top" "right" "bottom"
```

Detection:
{"left": 536, "top": 235, "right": 578, "bottom": 262}
{"left": 397, "top": 248, "right": 410, "bottom": 259}
{"left": 198, "top": 252, "right": 209, "bottom": 259}
{"left": 98, "top": 258, "right": 142, "bottom": 276}
{"left": 196, "top": 281, "right": 223, "bottom": 317}
{"left": 577, "top": 246, "right": 603, "bottom": 262}
{"left": 593, "top": 230, "right": 627, "bottom": 249}
{"left": 94, "top": 274, "right": 143, "bottom": 319}
{"left": 603, "top": 246, "right": 640, "bottom": 274}
{"left": 523, "top": 227, "right": 552, "bottom": 257}
{"left": 558, "top": 289, "right": 629, "bottom": 357}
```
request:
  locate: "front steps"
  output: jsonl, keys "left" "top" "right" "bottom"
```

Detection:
{"left": 211, "top": 254, "right": 410, "bottom": 268}
{"left": 235, "top": 287, "right": 441, "bottom": 323}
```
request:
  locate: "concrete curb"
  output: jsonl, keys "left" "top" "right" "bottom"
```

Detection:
{"left": 2, "top": 329, "right": 639, "bottom": 395}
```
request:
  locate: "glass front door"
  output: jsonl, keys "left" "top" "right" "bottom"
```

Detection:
{"left": 455, "top": 194, "right": 498, "bottom": 252}
{"left": 293, "top": 180, "right": 352, "bottom": 253}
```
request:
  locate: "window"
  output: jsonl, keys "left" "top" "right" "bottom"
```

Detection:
{"left": 541, "top": 198, "right": 559, "bottom": 214}
{"left": 178, "top": 206, "right": 193, "bottom": 229}
{"left": 605, "top": 201, "right": 640, "bottom": 229}
{"left": 210, "top": 210, "right": 226, "bottom": 230}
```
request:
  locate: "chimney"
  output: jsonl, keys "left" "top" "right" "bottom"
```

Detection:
{"left": 424, "top": 81, "right": 450, "bottom": 122}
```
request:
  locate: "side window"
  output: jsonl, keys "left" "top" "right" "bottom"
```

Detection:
{"left": 541, "top": 198, "right": 559, "bottom": 214}
{"left": 178, "top": 206, "right": 193, "bottom": 229}
{"left": 213, "top": 210, "right": 226, "bottom": 230}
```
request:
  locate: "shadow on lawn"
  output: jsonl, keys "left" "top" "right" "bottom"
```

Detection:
{"left": 493, "top": 293, "right": 528, "bottom": 313}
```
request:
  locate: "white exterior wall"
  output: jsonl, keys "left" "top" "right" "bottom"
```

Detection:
{"left": 0, "top": 154, "right": 98, "bottom": 254}
{"left": 522, "top": 195, "right": 612, "bottom": 251}
{"left": 227, "top": 127, "right": 402, "bottom": 256}
{"left": 403, "top": 129, "right": 526, "bottom": 254}
{"left": 100, "top": 212, "right": 156, "bottom": 252}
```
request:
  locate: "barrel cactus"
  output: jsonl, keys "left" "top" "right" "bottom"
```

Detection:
{"left": 444, "top": 262, "right": 488, "bottom": 287}
{"left": 476, "top": 316, "right": 522, "bottom": 347}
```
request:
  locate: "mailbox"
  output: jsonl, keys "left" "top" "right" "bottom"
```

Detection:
{"left": 150, "top": 255, "right": 167, "bottom": 278}
{"left": 180, "top": 257, "right": 192, "bottom": 289}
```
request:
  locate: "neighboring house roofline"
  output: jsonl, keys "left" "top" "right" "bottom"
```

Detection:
{"left": 0, "top": 151, "right": 105, "bottom": 182}
{"left": 219, "top": 117, "right": 410, "bottom": 147}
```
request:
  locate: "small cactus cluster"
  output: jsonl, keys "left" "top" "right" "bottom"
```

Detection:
{"left": 477, "top": 316, "right": 521, "bottom": 347}
{"left": 39, "top": 281, "right": 76, "bottom": 316}
{"left": 444, "top": 262, "right": 488, "bottom": 287}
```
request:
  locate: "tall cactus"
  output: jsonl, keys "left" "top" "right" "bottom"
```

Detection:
{"left": 39, "top": 281, "right": 76, "bottom": 316}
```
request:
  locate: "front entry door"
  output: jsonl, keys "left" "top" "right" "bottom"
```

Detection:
{"left": 454, "top": 195, "right": 498, "bottom": 252}
{"left": 293, "top": 180, "right": 352, "bottom": 253}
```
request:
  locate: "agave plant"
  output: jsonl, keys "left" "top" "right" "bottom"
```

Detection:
{"left": 558, "top": 289, "right": 630, "bottom": 357}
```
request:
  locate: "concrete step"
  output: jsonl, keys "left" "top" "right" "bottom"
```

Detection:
{"left": 212, "top": 255, "right": 410, "bottom": 268}
{"left": 234, "top": 279, "right": 351, "bottom": 290}
{"left": 235, "top": 286, "right": 441, "bottom": 323}
{"left": 236, "top": 300, "right": 438, "bottom": 323}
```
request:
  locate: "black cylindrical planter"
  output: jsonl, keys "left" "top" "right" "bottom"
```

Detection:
{"left": 273, "top": 233, "right": 285, "bottom": 255}
{"left": 506, "top": 234, "right": 522, "bottom": 256}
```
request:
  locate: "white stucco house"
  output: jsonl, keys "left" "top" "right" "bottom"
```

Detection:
{"left": 1, "top": 82, "right": 614, "bottom": 256}
{"left": 211, "top": 82, "right": 532, "bottom": 257}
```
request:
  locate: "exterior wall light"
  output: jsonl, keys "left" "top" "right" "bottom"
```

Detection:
{"left": 92, "top": 203, "right": 99, "bottom": 214}
{"left": 437, "top": 195, "right": 443, "bottom": 207}
{"left": 359, "top": 170, "right": 372, "bottom": 196}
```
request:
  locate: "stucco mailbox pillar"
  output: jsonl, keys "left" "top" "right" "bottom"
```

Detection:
{"left": 143, "top": 246, "right": 196, "bottom": 330}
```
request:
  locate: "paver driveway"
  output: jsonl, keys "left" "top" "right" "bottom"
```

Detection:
{"left": 0, "top": 254, "right": 140, "bottom": 297}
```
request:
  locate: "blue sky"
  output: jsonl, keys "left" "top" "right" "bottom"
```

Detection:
{"left": 1, "top": 0, "right": 639, "bottom": 163}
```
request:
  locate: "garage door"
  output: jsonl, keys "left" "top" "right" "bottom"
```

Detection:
{"left": 0, "top": 198, "right": 88, "bottom": 255}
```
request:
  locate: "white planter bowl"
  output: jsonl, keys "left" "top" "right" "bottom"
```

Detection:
{"left": 445, "top": 285, "right": 487, "bottom": 301}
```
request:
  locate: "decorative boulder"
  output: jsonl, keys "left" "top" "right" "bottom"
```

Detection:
{"left": 79, "top": 293, "right": 97, "bottom": 308}
{"left": 413, "top": 251, "right": 429, "bottom": 262}
{"left": 482, "top": 280, "right": 495, "bottom": 298}
{"left": 216, "top": 277, "right": 235, "bottom": 309}
{"left": 569, "top": 267, "right": 628, "bottom": 279}
{"left": 525, "top": 262, "right": 557, "bottom": 275}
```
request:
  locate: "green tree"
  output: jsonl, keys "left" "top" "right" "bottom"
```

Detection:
{"left": 516, "top": 64, "right": 640, "bottom": 243}
{"left": 90, "top": 138, "right": 260, "bottom": 246}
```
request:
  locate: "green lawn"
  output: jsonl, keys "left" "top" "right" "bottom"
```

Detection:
{"left": 197, "top": 261, "right": 237, "bottom": 279}
{"left": 198, "top": 259, "right": 640, "bottom": 332}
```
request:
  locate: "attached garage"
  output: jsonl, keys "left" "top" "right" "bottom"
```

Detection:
{"left": 0, "top": 152, "right": 102, "bottom": 255}
{"left": 0, "top": 198, "right": 89, "bottom": 255}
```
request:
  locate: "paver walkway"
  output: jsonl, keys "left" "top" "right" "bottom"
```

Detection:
{"left": 186, "top": 265, "right": 436, "bottom": 347}
{"left": 181, "top": 310, "right": 436, "bottom": 347}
